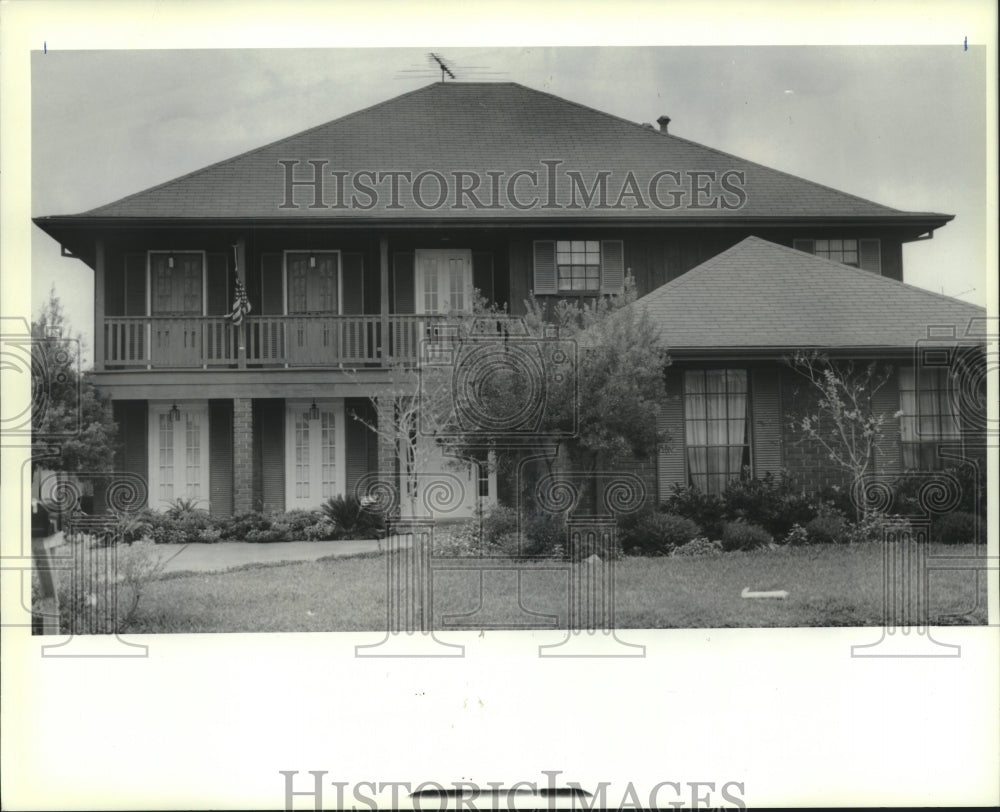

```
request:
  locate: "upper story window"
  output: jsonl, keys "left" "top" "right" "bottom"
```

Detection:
{"left": 533, "top": 239, "right": 624, "bottom": 295}
{"left": 793, "top": 238, "right": 881, "bottom": 273}
{"left": 149, "top": 251, "right": 204, "bottom": 316}
{"left": 285, "top": 251, "right": 339, "bottom": 314}
{"left": 898, "top": 366, "right": 961, "bottom": 470}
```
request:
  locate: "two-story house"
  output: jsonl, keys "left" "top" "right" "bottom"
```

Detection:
{"left": 33, "top": 81, "right": 986, "bottom": 518}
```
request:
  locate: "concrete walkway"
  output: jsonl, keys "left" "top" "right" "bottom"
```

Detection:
{"left": 155, "top": 537, "right": 405, "bottom": 574}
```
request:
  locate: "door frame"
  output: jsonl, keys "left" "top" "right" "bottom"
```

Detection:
{"left": 147, "top": 400, "right": 210, "bottom": 511}
{"left": 284, "top": 398, "right": 347, "bottom": 510}
{"left": 282, "top": 250, "right": 343, "bottom": 315}
{"left": 146, "top": 250, "right": 207, "bottom": 317}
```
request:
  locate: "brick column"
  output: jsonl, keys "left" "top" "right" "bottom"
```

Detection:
{"left": 233, "top": 398, "right": 254, "bottom": 513}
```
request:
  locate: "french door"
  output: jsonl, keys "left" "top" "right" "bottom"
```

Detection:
{"left": 147, "top": 402, "right": 210, "bottom": 511}
{"left": 414, "top": 249, "right": 472, "bottom": 315}
{"left": 285, "top": 399, "right": 346, "bottom": 510}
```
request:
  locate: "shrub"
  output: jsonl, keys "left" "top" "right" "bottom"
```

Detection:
{"left": 672, "top": 537, "right": 723, "bottom": 557}
{"left": 804, "top": 512, "right": 850, "bottom": 545}
{"left": 783, "top": 523, "right": 810, "bottom": 546}
{"left": 435, "top": 520, "right": 483, "bottom": 557}
{"left": 622, "top": 512, "right": 702, "bottom": 556}
{"left": 890, "top": 466, "right": 987, "bottom": 519}
{"left": 933, "top": 510, "right": 985, "bottom": 545}
{"left": 303, "top": 520, "right": 339, "bottom": 541}
{"left": 244, "top": 524, "right": 291, "bottom": 543}
{"left": 481, "top": 504, "right": 519, "bottom": 547}
{"left": 523, "top": 510, "right": 567, "bottom": 557}
{"left": 218, "top": 511, "right": 274, "bottom": 540}
{"left": 847, "top": 512, "right": 911, "bottom": 544}
{"left": 662, "top": 484, "right": 725, "bottom": 539}
{"left": 320, "top": 495, "right": 386, "bottom": 540}
{"left": 282, "top": 509, "right": 322, "bottom": 537}
{"left": 720, "top": 520, "right": 773, "bottom": 552}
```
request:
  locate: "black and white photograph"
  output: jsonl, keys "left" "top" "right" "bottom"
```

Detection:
{"left": 2, "top": 2, "right": 997, "bottom": 810}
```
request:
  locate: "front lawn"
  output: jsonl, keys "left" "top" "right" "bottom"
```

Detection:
{"left": 124, "top": 543, "right": 987, "bottom": 633}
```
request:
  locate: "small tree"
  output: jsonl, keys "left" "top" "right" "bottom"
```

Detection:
{"left": 31, "top": 288, "right": 117, "bottom": 474}
{"left": 785, "top": 351, "right": 899, "bottom": 518}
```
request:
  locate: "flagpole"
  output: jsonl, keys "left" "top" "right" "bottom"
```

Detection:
{"left": 233, "top": 242, "right": 247, "bottom": 368}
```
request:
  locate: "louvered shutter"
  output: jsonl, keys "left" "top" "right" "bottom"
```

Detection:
{"left": 871, "top": 365, "right": 902, "bottom": 474}
{"left": 532, "top": 240, "right": 557, "bottom": 294}
{"left": 472, "top": 251, "right": 495, "bottom": 306}
{"left": 859, "top": 239, "right": 882, "bottom": 273}
{"left": 600, "top": 240, "right": 625, "bottom": 295}
{"left": 209, "top": 400, "right": 233, "bottom": 517}
{"left": 751, "top": 367, "right": 783, "bottom": 477}
{"left": 341, "top": 253, "right": 365, "bottom": 314}
{"left": 254, "top": 399, "right": 285, "bottom": 513}
{"left": 392, "top": 252, "right": 415, "bottom": 314}
{"left": 657, "top": 368, "right": 687, "bottom": 501}
{"left": 206, "top": 252, "right": 230, "bottom": 315}
{"left": 124, "top": 253, "right": 147, "bottom": 315}
{"left": 792, "top": 239, "right": 815, "bottom": 255}
{"left": 260, "top": 253, "right": 283, "bottom": 315}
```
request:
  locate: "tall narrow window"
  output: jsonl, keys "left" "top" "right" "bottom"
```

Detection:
{"left": 684, "top": 369, "right": 750, "bottom": 495}
{"left": 320, "top": 410, "right": 337, "bottom": 498}
{"left": 158, "top": 413, "right": 174, "bottom": 502}
{"left": 185, "top": 413, "right": 202, "bottom": 498}
{"left": 899, "top": 367, "right": 961, "bottom": 469}
{"left": 295, "top": 414, "right": 310, "bottom": 499}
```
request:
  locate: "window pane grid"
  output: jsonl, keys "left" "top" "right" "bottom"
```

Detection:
{"left": 899, "top": 366, "right": 962, "bottom": 469}
{"left": 556, "top": 240, "right": 601, "bottom": 291}
{"left": 684, "top": 369, "right": 750, "bottom": 495}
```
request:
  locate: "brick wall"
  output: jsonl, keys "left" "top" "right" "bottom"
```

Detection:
{"left": 233, "top": 397, "right": 253, "bottom": 513}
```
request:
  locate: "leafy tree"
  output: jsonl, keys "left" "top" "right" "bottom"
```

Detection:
{"left": 785, "top": 351, "right": 898, "bottom": 518}
{"left": 31, "top": 288, "right": 117, "bottom": 474}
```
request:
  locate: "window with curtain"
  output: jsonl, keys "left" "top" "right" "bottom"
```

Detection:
{"left": 898, "top": 366, "right": 961, "bottom": 469}
{"left": 684, "top": 369, "right": 750, "bottom": 495}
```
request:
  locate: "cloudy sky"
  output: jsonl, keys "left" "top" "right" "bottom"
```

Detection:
{"left": 31, "top": 44, "right": 987, "bottom": 361}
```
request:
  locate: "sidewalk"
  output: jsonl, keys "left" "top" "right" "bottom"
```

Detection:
{"left": 156, "top": 537, "right": 404, "bottom": 574}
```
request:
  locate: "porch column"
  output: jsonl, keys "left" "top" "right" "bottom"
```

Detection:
{"left": 235, "top": 236, "right": 248, "bottom": 370}
{"left": 233, "top": 397, "right": 253, "bottom": 513}
{"left": 379, "top": 237, "right": 389, "bottom": 360}
{"left": 94, "top": 237, "right": 105, "bottom": 371}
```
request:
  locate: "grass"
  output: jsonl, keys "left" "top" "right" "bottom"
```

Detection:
{"left": 122, "top": 543, "right": 989, "bottom": 633}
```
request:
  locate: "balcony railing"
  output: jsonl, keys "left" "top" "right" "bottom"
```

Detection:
{"left": 102, "top": 314, "right": 444, "bottom": 369}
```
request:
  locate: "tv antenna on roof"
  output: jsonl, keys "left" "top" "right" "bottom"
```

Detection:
{"left": 429, "top": 52, "right": 456, "bottom": 82}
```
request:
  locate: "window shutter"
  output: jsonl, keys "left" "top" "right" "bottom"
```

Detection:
{"left": 260, "top": 253, "right": 283, "bottom": 315}
{"left": 657, "top": 369, "right": 687, "bottom": 501}
{"left": 792, "top": 239, "right": 815, "bottom": 255}
{"left": 600, "top": 240, "right": 625, "bottom": 295}
{"left": 392, "top": 252, "right": 415, "bottom": 314}
{"left": 124, "top": 253, "right": 147, "bottom": 316}
{"left": 341, "top": 253, "right": 365, "bottom": 315}
{"left": 472, "top": 251, "right": 495, "bottom": 306}
{"left": 750, "top": 367, "right": 783, "bottom": 477}
{"left": 532, "top": 240, "right": 557, "bottom": 294}
{"left": 871, "top": 365, "right": 902, "bottom": 474}
{"left": 859, "top": 239, "right": 882, "bottom": 273}
{"left": 208, "top": 400, "right": 234, "bottom": 517}
{"left": 205, "top": 252, "right": 230, "bottom": 315}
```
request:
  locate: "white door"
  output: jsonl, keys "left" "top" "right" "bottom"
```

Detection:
{"left": 148, "top": 401, "right": 210, "bottom": 511}
{"left": 285, "top": 399, "right": 346, "bottom": 510}
{"left": 414, "top": 249, "right": 472, "bottom": 315}
{"left": 401, "top": 436, "right": 496, "bottom": 519}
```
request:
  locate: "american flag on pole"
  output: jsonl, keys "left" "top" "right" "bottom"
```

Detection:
{"left": 229, "top": 245, "right": 251, "bottom": 325}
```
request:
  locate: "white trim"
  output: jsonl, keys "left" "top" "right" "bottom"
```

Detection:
{"left": 146, "top": 400, "right": 210, "bottom": 512}
{"left": 284, "top": 398, "right": 347, "bottom": 510}
{"left": 282, "top": 249, "right": 342, "bottom": 315}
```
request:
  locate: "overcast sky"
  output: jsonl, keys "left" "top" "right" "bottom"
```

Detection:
{"left": 31, "top": 45, "right": 987, "bottom": 362}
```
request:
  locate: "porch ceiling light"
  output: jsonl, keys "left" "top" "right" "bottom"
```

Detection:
{"left": 309, "top": 252, "right": 316, "bottom": 268}
{"left": 169, "top": 403, "right": 181, "bottom": 422}
{"left": 167, "top": 252, "right": 175, "bottom": 269}
{"left": 306, "top": 402, "right": 320, "bottom": 421}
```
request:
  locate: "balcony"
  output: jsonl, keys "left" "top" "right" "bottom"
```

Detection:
{"left": 101, "top": 314, "right": 444, "bottom": 369}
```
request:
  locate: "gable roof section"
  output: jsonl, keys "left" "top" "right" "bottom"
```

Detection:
{"left": 613, "top": 237, "right": 986, "bottom": 355}
{"left": 38, "top": 82, "right": 951, "bottom": 226}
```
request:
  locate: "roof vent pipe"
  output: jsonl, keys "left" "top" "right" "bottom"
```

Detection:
{"left": 657, "top": 115, "right": 671, "bottom": 134}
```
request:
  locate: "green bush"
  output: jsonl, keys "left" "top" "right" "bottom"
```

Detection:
{"left": 722, "top": 471, "right": 818, "bottom": 537}
{"left": 218, "top": 511, "right": 274, "bottom": 540}
{"left": 435, "top": 520, "right": 482, "bottom": 557}
{"left": 303, "top": 520, "right": 339, "bottom": 541}
{"left": 672, "top": 537, "right": 723, "bottom": 557}
{"left": 720, "top": 520, "right": 773, "bottom": 551}
{"left": 662, "top": 485, "right": 726, "bottom": 539}
{"left": 783, "top": 523, "right": 810, "bottom": 546}
{"left": 523, "top": 510, "right": 567, "bottom": 557}
{"left": 481, "top": 504, "right": 519, "bottom": 547}
{"left": 622, "top": 512, "right": 702, "bottom": 556}
{"left": 320, "top": 495, "right": 386, "bottom": 540}
{"left": 282, "top": 509, "right": 322, "bottom": 536}
{"left": 890, "top": 466, "right": 987, "bottom": 519}
{"left": 933, "top": 510, "right": 985, "bottom": 545}
{"left": 804, "top": 512, "right": 850, "bottom": 545}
